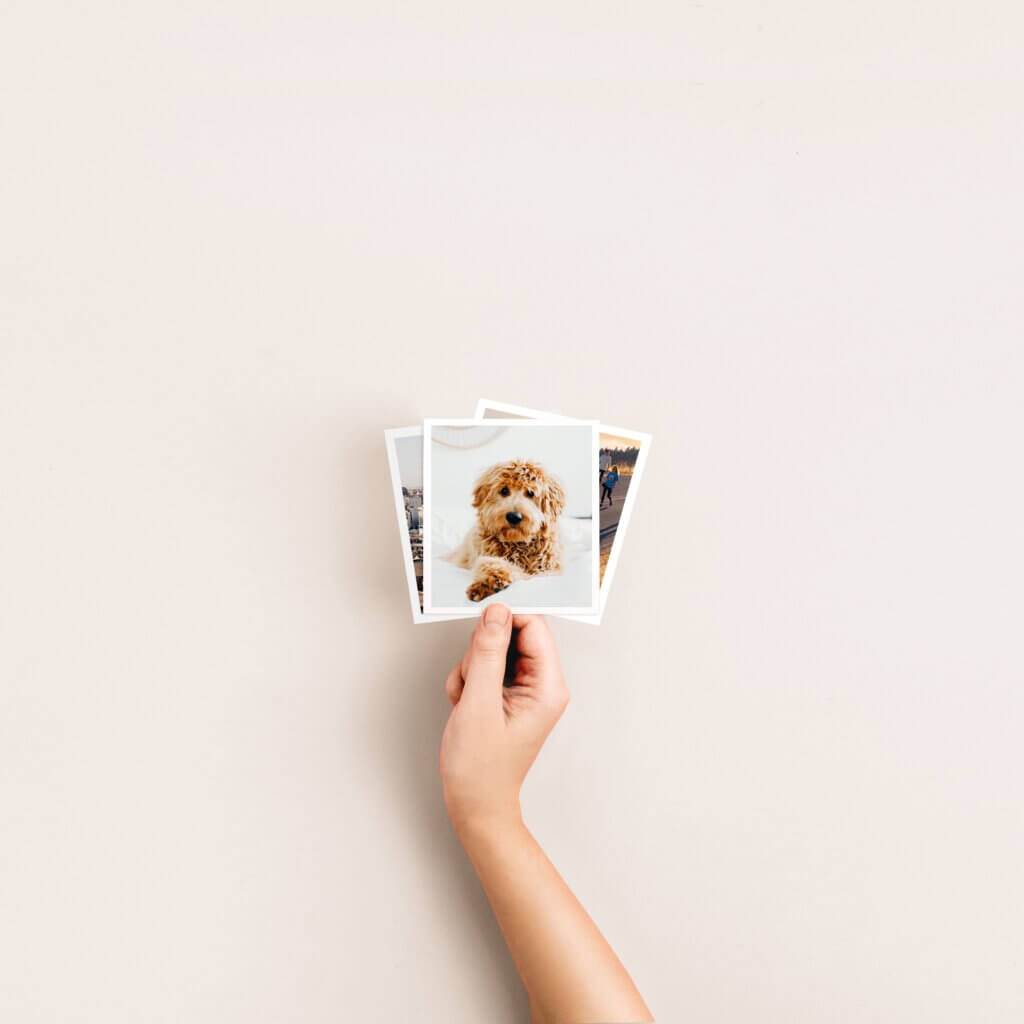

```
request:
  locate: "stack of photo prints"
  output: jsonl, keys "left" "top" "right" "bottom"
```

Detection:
{"left": 385, "top": 399, "right": 652, "bottom": 623}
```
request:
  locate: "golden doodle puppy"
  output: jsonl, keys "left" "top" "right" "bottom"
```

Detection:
{"left": 444, "top": 459, "right": 566, "bottom": 602}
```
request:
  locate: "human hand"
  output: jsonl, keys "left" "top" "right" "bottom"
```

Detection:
{"left": 439, "top": 604, "right": 569, "bottom": 835}
{"left": 438, "top": 606, "right": 652, "bottom": 1023}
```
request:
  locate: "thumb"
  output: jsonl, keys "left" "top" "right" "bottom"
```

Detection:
{"left": 461, "top": 603, "right": 513, "bottom": 708}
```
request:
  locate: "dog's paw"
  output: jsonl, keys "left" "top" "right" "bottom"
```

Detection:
{"left": 466, "top": 567, "right": 512, "bottom": 602}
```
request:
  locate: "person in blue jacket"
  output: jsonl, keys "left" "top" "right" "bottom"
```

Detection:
{"left": 600, "top": 465, "right": 620, "bottom": 508}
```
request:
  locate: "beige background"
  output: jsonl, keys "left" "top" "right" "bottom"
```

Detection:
{"left": 2, "top": 7, "right": 1023, "bottom": 1022}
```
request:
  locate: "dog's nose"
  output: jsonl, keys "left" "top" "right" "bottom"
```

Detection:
{"left": 505, "top": 511, "right": 523, "bottom": 525}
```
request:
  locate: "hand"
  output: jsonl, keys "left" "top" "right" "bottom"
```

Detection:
{"left": 438, "top": 607, "right": 652, "bottom": 1022}
{"left": 439, "top": 604, "right": 569, "bottom": 834}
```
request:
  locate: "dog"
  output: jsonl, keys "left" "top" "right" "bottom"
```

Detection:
{"left": 444, "top": 459, "right": 566, "bottom": 602}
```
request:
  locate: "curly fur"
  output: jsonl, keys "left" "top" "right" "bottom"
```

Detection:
{"left": 444, "top": 459, "right": 566, "bottom": 602}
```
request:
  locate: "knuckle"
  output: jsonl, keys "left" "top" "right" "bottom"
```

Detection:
{"left": 472, "top": 631, "right": 507, "bottom": 657}
{"left": 471, "top": 644, "right": 505, "bottom": 666}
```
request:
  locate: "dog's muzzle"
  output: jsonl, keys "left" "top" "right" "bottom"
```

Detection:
{"left": 505, "top": 511, "right": 523, "bottom": 525}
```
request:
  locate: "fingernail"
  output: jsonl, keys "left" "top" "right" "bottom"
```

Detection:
{"left": 484, "top": 604, "right": 510, "bottom": 627}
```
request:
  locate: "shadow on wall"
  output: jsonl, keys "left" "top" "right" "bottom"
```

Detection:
{"left": 359, "top": 618, "right": 529, "bottom": 1022}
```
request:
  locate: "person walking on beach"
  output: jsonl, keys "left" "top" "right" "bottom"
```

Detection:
{"left": 601, "top": 465, "right": 619, "bottom": 508}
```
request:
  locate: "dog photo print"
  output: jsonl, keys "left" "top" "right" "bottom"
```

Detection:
{"left": 474, "top": 399, "right": 652, "bottom": 623}
{"left": 423, "top": 419, "right": 599, "bottom": 615}
{"left": 383, "top": 427, "right": 474, "bottom": 624}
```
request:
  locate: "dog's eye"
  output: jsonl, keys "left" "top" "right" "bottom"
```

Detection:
{"left": 500, "top": 486, "right": 510, "bottom": 496}
{"left": 525, "top": 489, "right": 535, "bottom": 498}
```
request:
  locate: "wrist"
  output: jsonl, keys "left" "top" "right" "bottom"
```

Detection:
{"left": 450, "top": 804, "right": 525, "bottom": 849}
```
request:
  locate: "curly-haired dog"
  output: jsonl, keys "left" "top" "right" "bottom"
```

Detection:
{"left": 444, "top": 459, "right": 566, "bottom": 602}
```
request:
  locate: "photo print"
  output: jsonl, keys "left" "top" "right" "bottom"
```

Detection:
{"left": 384, "top": 427, "right": 473, "bottom": 623}
{"left": 423, "top": 419, "right": 599, "bottom": 615}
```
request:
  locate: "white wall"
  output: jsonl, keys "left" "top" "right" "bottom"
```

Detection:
{"left": 2, "top": 9, "right": 1023, "bottom": 1024}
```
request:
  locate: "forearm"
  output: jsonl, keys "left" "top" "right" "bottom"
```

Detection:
{"left": 456, "top": 812, "right": 652, "bottom": 1024}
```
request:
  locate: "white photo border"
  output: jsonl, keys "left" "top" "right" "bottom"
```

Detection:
{"left": 473, "top": 399, "right": 653, "bottom": 625}
{"left": 383, "top": 426, "right": 475, "bottom": 624}
{"left": 423, "top": 418, "right": 601, "bottom": 617}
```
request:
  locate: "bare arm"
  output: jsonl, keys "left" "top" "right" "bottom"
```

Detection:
{"left": 440, "top": 605, "right": 652, "bottom": 1024}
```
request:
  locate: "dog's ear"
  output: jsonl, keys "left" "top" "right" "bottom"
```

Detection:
{"left": 472, "top": 466, "right": 498, "bottom": 508}
{"left": 541, "top": 476, "right": 566, "bottom": 518}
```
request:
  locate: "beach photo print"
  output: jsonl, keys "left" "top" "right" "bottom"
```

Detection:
{"left": 423, "top": 419, "right": 600, "bottom": 616}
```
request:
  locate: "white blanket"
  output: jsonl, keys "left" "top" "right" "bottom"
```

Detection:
{"left": 430, "top": 510, "right": 594, "bottom": 610}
